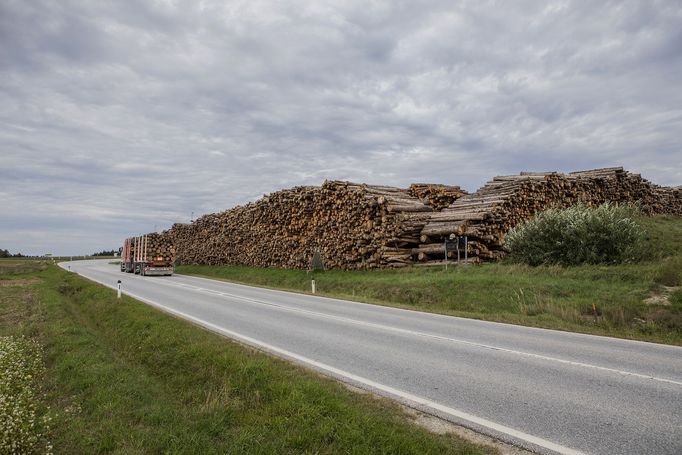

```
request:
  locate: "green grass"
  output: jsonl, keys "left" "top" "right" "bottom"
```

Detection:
{"left": 0, "top": 258, "right": 49, "bottom": 276}
{"left": 177, "top": 216, "right": 682, "bottom": 345}
{"left": 0, "top": 261, "right": 494, "bottom": 454}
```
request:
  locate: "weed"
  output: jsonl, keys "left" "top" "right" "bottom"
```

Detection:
{"left": 647, "top": 309, "right": 682, "bottom": 331}
{"left": 654, "top": 257, "right": 682, "bottom": 287}
{"left": 601, "top": 305, "right": 642, "bottom": 328}
{"left": 512, "top": 289, "right": 547, "bottom": 316}
{"left": 0, "top": 336, "right": 52, "bottom": 455}
{"left": 670, "top": 290, "right": 682, "bottom": 307}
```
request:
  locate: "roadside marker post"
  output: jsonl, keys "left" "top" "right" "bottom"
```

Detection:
{"left": 117, "top": 280, "right": 122, "bottom": 299}
{"left": 311, "top": 279, "right": 316, "bottom": 294}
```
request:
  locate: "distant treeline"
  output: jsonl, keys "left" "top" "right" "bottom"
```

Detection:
{"left": 0, "top": 248, "right": 24, "bottom": 258}
{"left": 92, "top": 249, "right": 118, "bottom": 257}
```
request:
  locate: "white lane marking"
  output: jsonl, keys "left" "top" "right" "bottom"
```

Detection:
{"left": 155, "top": 278, "right": 682, "bottom": 387}
{"left": 61, "top": 265, "right": 584, "bottom": 455}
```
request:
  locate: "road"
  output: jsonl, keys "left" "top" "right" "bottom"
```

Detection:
{"left": 61, "top": 260, "right": 682, "bottom": 455}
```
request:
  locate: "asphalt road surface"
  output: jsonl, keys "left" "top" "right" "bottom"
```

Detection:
{"left": 61, "top": 260, "right": 682, "bottom": 455}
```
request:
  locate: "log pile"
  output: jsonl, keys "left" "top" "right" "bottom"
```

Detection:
{"left": 140, "top": 167, "right": 679, "bottom": 269}
{"left": 408, "top": 184, "right": 468, "bottom": 211}
{"left": 162, "top": 180, "right": 465, "bottom": 269}
{"left": 416, "top": 167, "right": 682, "bottom": 263}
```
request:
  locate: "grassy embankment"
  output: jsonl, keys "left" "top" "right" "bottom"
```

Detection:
{"left": 0, "top": 259, "right": 494, "bottom": 454}
{"left": 177, "top": 215, "right": 682, "bottom": 345}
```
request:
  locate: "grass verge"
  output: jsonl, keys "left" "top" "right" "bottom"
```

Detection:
{"left": 0, "top": 260, "right": 494, "bottom": 454}
{"left": 177, "top": 216, "right": 682, "bottom": 345}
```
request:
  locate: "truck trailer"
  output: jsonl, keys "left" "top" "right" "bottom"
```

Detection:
{"left": 120, "top": 234, "right": 174, "bottom": 276}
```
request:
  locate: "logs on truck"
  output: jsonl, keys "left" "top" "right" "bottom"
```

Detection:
{"left": 162, "top": 180, "right": 466, "bottom": 270}
{"left": 120, "top": 233, "right": 176, "bottom": 276}
{"left": 416, "top": 167, "right": 682, "bottom": 264}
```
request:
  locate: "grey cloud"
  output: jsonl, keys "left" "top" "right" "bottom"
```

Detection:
{"left": 1, "top": 0, "right": 680, "bottom": 255}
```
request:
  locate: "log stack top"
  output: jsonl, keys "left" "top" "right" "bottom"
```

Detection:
{"left": 408, "top": 184, "right": 468, "bottom": 211}
{"left": 568, "top": 167, "right": 625, "bottom": 178}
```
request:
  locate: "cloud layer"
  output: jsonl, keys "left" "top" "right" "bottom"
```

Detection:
{"left": 1, "top": 0, "right": 681, "bottom": 255}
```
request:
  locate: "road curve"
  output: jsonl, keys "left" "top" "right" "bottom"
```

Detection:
{"left": 61, "top": 260, "right": 682, "bottom": 455}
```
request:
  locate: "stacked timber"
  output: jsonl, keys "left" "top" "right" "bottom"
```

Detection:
{"left": 408, "top": 184, "right": 468, "bottom": 211}
{"left": 141, "top": 232, "right": 176, "bottom": 263}
{"left": 140, "top": 167, "right": 679, "bottom": 269}
{"left": 416, "top": 167, "right": 682, "bottom": 263}
{"left": 162, "top": 180, "right": 464, "bottom": 269}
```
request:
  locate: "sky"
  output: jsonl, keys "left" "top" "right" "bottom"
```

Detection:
{"left": 1, "top": 0, "right": 681, "bottom": 256}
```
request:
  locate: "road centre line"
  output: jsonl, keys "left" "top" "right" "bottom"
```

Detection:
{"left": 156, "top": 278, "right": 682, "bottom": 387}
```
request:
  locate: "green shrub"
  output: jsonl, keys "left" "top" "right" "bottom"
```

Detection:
{"left": 506, "top": 203, "right": 645, "bottom": 266}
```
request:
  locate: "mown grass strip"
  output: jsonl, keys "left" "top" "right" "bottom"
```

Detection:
{"left": 0, "top": 261, "right": 494, "bottom": 454}
{"left": 177, "top": 216, "right": 682, "bottom": 345}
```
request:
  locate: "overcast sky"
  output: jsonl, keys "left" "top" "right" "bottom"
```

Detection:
{"left": 1, "top": 0, "right": 681, "bottom": 255}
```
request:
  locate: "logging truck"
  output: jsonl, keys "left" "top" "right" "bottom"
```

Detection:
{"left": 120, "top": 235, "right": 174, "bottom": 276}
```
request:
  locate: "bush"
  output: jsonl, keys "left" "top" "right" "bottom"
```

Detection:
{"left": 506, "top": 203, "right": 645, "bottom": 266}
